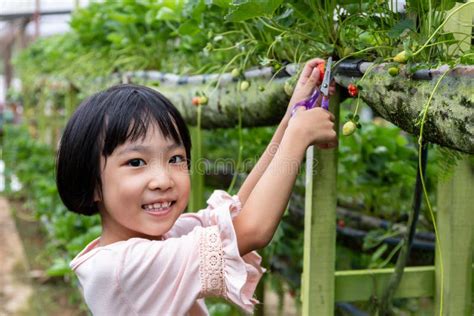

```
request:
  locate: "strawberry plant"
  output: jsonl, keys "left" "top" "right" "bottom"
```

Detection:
{"left": 9, "top": 0, "right": 473, "bottom": 314}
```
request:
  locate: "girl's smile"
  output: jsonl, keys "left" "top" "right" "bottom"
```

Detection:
{"left": 96, "top": 124, "right": 191, "bottom": 245}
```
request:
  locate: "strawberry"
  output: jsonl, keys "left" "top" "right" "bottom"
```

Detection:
{"left": 284, "top": 79, "right": 294, "bottom": 96}
{"left": 348, "top": 83, "right": 358, "bottom": 97}
{"left": 342, "top": 121, "right": 357, "bottom": 136}
{"left": 231, "top": 68, "right": 241, "bottom": 79}
{"left": 240, "top": 80, "right": 250, "bottom": 91}
{"left": 192, "top": 96, "right": 200, "bottom": 106}
{"left": 317, "top": 62, "right": 325, "bottom": 81}
{"left": 337, "top": 219, "right": 345, "bottom": 228}
{"left": 198, "top": 96, "right": 208, "bottom": 105}
{"left": 388, "top": 66, "right": 399, "bottom": 77}
{"left": 393, "top": 50, "right": 409, "bottom": 63}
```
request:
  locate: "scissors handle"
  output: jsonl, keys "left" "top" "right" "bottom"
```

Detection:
{"left": 321, "top": 96, "right": 329, "bottom": 110}
{"left": 290, "top": 88, "right": 320, "bottom": 116}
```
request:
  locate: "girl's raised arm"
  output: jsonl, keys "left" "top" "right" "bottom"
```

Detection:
{"left": 237, "top": 58, "right": 326, "bottom": 205}
{"left": 234, "top": 59, "right": 338, "bottom": 256}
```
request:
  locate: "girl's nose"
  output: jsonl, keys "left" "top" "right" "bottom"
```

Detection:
{"left": 148, "top": 168, "right": 174, "bottom": 191}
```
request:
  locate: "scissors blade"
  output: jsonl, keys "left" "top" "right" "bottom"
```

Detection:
{"left": 320, "top": 57, "right": 332, "bottom": 97}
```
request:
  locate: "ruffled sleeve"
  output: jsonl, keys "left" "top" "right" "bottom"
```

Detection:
{"left": 196, "top": 190, "right": 265, "bottom": 314}
{"left": 164, "top": 190, "right": 241, "bottom": 237}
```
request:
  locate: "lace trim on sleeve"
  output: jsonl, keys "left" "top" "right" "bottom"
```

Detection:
{"left": 198, "top": 226, "right": 226, "bottom": 298}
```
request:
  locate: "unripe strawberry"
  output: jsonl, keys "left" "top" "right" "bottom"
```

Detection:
{"left": 199, "top": 96, "right": 208, "bottom": 105}
{"left": 388, "top": 66, "right": 399, "bottom": 76}
{"left": 393, "top": 50, "right": 408, "bottom": 63}
{"left": 342, "top": 121, "right": 357, "bottom": 136}
{"left": 284, "top": 79, "right": 294, "bottom": 96}
{"left": 240, "top": 80, "right": 250, "bottom": 91}
{"left": 231, "top": 68, "right": 241, "bottom": 79}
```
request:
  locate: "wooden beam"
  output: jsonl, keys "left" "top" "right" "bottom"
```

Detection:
{"left": 335, "top": 265, "right": 473, "bottom": 302}
{"left": 159, "top": 78, "right": 289, "bottom": 129}
{"left": 334, "top": 66, "right": 474, "bottom": 154}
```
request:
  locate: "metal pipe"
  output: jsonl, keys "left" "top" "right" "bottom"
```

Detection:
{"left": 34, "top": 0, "right": 40, "bottom": 39}
{"left": 335, "top": 59, "right": 474, "bottom": 80}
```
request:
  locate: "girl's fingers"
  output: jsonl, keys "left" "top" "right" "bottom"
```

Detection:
{"left": 306, "top": 67, "right": 320, "bottom": 86}
{"left": 299, "top": 58, "right": 324, "bottom": 85}
{"left": 317, "top": 140, "right": 338, "bottom": 149}
{"left": 329, "top": 81, "right": 337, "bottom": 95}
{"left": 291, "top": 105, "right": 306, "bottom": 117}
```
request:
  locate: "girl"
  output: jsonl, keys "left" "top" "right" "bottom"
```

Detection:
{"left": 56, "top": 58, "right": 337, "bottom": 315}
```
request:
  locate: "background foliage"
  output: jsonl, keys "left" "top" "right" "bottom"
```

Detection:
{"left": 4, "top": 0, "right": 471, "bottom": 313}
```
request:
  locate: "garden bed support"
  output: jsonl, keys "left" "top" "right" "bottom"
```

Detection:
{"left": 435, "top": 154, "right": 474, "bottom": 316}
{"left": 301, "top": 88, "right": 340, "bottom": 315}
{"left": 188, "top": 126, "right": 205, "bottom": 212}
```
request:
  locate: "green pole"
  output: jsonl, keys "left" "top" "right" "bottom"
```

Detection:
{"left": 435, "top": 155, "right": 474, "bottom": 315}
{"left": 301, "top": 89, "right": 340, "bottom": 315}
{"left": 188, "top": 106, "right": 205, "bottom": 212}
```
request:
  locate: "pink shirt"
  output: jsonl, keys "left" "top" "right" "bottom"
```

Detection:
{"left": 70, "top": 190, "right": 265, "bottom": 315}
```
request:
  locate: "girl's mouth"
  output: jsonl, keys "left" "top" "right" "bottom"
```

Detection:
{"left": 141, "top": 201, "right": 176, "bottom": 216}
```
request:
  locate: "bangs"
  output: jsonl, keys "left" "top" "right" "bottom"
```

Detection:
{"left": 101, "top": 86, "right": 186, "bottom": 157}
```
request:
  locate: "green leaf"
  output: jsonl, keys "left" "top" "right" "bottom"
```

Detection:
{"left": 371, "top": 243, "right": 388, "bottom": 262}
{"left": 156, "top": 6, "right": 180, "bottom": 21}
{"left": 46, "top": 258, "right": 72, "bottom": 277}
{"left": 177, "top": 21, "right": 201, "bottom": 36}
{"left": 210, "top": 0, "right": 233, "bottom": 8}
{"left": 106, "top": 33, "right": 124, "bottom": 45}
{"left": 225, "top": 0, "right": 284, "bottom": 22}
{"left": 388, "top": 18, "right": 415, "bottom": 39}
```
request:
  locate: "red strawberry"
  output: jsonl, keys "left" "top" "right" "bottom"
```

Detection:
{"left": 348, "top": 83, "right": 358, "bottom": 97}
{"left": 192, "top": 96, "right": 200, "bottom": 106}
{"left": 317, "top": 62, "right": 325, "bottom": 81}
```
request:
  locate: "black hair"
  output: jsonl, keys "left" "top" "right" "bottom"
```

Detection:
{"left": 56, "top": 84, "right": 191, "bottom": 216}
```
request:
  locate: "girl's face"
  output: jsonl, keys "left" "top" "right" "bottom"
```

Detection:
{"left": 96, "top": 124, "right": 190, "bottom": 244}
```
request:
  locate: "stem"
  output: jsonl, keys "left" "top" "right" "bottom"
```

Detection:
{"left": 378, "top": 144, "right": 428, "bottom": 315}
{"left": 207, "top": 52, "right": 246, "bottom": 97}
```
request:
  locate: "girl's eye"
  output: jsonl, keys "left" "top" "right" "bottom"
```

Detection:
{"left": 127, "top": 159, "right": 145, "bottom": 167}
{"left": 169, "top": 155, "right": 186, "bottom": 164}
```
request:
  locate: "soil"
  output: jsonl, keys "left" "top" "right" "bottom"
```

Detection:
{"left": 0, "top": 197, "right": 87, "bottom": 316}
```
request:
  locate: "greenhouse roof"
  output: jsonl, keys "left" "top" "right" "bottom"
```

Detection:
{"left": 0, "top": 0, "right": 96, "bottom": 36}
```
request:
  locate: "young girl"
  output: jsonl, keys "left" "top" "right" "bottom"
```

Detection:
{"left": 56, "top": 58, "right": 337, "bottom": 315}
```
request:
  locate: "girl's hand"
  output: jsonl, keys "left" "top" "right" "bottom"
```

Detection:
{"left": 285, "top": 58, "right": 336, "bottom": 119}
{"left": 287, "top": 106, "right": 338, "bottom": 149}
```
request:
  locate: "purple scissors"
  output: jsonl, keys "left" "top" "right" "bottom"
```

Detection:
{"left": 291, "top": 57, "right": 333, "bottom": 116}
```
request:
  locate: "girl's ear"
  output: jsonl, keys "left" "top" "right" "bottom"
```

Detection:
{"left": 93, "top": 188, "right": 102, "bottom": 202}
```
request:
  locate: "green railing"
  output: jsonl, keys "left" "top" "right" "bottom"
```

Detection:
{"left": 300, "top": 88, "right": 473, "bottom": 315}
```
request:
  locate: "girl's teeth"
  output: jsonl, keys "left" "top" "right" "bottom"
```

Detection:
{"left": 144, "top": 202, "right": 172, "bottom": 210}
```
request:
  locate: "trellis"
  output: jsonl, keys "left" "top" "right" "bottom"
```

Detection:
{"left": 300, "top": 93, "right": 473, "bottom": 315}
{"left": 297, "top": 8, "right": 473, "bottom": 314}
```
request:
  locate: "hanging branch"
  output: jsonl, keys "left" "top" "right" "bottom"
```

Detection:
{"left": 334, "top": 64, "right": 474, "bottom": 154}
